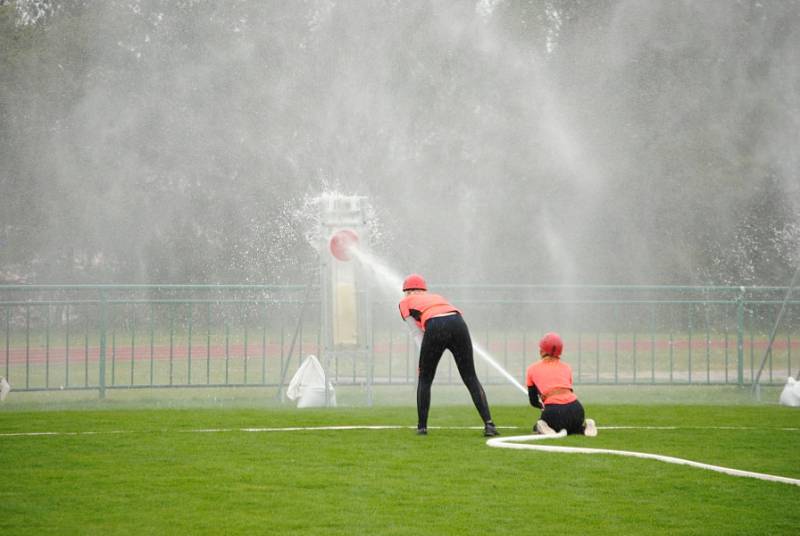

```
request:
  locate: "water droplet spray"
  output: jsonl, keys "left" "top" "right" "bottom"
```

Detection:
{"left": 345, "top": 242, "right": 527, "bottom": 396}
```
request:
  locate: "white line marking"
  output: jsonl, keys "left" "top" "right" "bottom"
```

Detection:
{"left": 0, "top": 430, "right": 131, "bottom": 437}
{"left": 486, "top": 432, "right": 800, "bottom": 487}
{"left": 0, "top": 425, "right": 485, "bottom": 437}
{"left": 2, "top": 424, "right": 798, "bottom": 486}
{"left": 602, "top": 426, "right": 800, "bottom": 431}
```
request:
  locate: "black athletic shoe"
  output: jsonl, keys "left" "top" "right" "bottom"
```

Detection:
{"left": 483, "top": 422, "right": 500, "bottom": 437}
{"left": 416, "top": 427, "right": 427, "bottom": 436}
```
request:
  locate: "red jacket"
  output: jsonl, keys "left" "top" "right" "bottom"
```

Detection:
{"left": 398, "top": 292, "right": 460, "bottom": 331}
{"left": 526, "top": 358, "right": 577, "bottom": 406}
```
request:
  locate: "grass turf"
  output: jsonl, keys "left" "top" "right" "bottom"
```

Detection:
{"left": 0, "top": 404, "right": 798, "bottom": 535}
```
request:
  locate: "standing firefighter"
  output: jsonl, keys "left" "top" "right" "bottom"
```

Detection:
{"left": 399, "top": 274, "right": 499, "bottom": 437}
{"left": 526, "top": 332, "right": 597, "bottom": 436}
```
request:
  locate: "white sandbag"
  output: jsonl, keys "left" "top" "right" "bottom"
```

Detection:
{"left": 0, "top": 377, "right": 9, "bottom": 401}
{"left": 778, "top": 377, "right": 800, "bottom": 407}
{"left": 286, "top": 355, "right": 335, "bottom": 408}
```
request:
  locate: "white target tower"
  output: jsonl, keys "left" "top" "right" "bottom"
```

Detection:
{"left": 318, "top": 194, "right": 373, "bottom": 405}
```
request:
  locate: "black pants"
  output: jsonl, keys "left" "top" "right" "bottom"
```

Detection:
{"left": 541, "top": 399, "right": 586, "bottom": 435}
{"left": 417, "top": 314, "right": 492, "bottom": 428}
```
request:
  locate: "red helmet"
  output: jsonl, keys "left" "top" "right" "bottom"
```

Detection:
{"left": 402, "top": 274, "right": 427, "bottom": 291}
{"left": 539, "top": 332, "right": 563, "bottom": 357}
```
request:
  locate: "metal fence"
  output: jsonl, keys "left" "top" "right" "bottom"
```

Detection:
{"left": 1, "top": 284, "right": 797, "bottom": 398}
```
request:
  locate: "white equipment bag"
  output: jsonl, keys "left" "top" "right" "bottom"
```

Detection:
{"left": 779, "top": 377, "right": 800, "bottom": 407}
{"left": 0, "top": 377, "right": 9, "bottom": 401}
{"left": 286, "top": 355, "right": 336, "bottom": 408}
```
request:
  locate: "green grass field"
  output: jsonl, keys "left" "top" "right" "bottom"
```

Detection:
{"left": 1, "top": 390, "right": 799, "bottom": 535}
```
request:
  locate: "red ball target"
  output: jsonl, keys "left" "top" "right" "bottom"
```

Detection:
{"left": 329, "top": 229, "right": 359, "bottom": 261}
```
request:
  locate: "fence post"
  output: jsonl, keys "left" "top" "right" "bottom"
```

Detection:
{"left": 98, "top": 289, "right": 108, "bottom": 399}
{"left": 736, "top": 287, "right": 745, "bottom": 387}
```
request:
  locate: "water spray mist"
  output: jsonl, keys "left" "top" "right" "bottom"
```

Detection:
{"left": 329, "top": 216, "right": 528, "bottom": 396}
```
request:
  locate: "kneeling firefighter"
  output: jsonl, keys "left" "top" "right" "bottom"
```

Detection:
{"left": 526, "top": 332, "right": 597, "bottom": 436}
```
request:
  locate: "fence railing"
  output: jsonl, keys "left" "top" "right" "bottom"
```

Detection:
{"left": 1, "top": 284, "right": 797, "bottom": 398}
